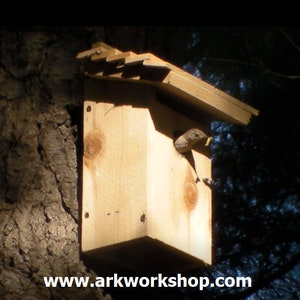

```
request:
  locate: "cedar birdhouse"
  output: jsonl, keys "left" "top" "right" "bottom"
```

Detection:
{"left": 77, "top": 42, "right": 259, "bottom": 274}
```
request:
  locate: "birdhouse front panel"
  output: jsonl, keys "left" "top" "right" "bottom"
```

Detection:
{"left": 82, "top": 101, "right": 149, "bottom": 251}
{"left": 82, "top": 79, "right": 212, "bottom": 266}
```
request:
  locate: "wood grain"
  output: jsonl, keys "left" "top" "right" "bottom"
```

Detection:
{"left": 82, "top": 80, "right": 212, "bottom": 265}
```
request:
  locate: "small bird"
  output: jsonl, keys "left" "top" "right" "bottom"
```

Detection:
{"left": 173, "top": 128, "right": 209, "bottom": 154}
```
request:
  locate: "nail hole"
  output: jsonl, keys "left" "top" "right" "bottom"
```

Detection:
{"left": 84, "top": 212, "right": 89, "bottom": 218}
{"left": 140, "top": 213, "right": 146, "bottom": 223}
{"left": 86, "top": 105, "right": 92, "bottom": 112}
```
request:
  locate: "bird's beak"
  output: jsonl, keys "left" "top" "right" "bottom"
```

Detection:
{"left": 205, "top": 137, "right": 212, "bottom": 146}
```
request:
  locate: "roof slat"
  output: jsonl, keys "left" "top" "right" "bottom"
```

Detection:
{"left": 106, "top": 51, "right": 137, "bottom": 63}
{"left": 163, "top": 67, "right": 259, "bottom": 117}
{"left": 125, "top": 53, "right": 154, "bottom": 65}
{"left": 77, "top": 42, "right": 116, "bottom": 59}
{"left": 163, "top": 71, "right": 252, "bottom": 124}
{"left": 91, "top": 48, "right": 122, "bottom": 61}
{"left": 76, "top": 46, "right": 105, "bottom": 59}
{"left": 125, "top": 53, "right": 173, "bottom": 71}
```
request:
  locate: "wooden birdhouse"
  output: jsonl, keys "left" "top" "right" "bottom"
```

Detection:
{"left": 77, "top": 42, "right": 259, "bottom": 275}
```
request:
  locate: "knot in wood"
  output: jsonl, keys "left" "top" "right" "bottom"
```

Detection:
{"left": 84, "top": 130, "right": 104, "bottom": 159}
{"left": 183, "top": 182, "right": 198, "bottom": 211}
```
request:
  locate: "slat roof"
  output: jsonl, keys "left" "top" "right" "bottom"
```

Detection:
{"left": 77, "top": 42, "right": 259, "bottom": 125}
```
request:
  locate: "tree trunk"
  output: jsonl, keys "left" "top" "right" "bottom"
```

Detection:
{"left": 0, "top": 26, "right": 193, "bottom": 299}
{"left": 0, "top": 26, "right": 109, "bottom": 300}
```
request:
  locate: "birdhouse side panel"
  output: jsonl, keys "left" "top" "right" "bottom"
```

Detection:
{"left": 146, "top": 98, "right": 212, "bottom": 265}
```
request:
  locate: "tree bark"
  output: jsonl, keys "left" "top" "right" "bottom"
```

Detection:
{"left": 0, "top": 26, "right": 193, "bottom": 299}
{"left": 0, "top": 26, "right": 108, "bottom": 300}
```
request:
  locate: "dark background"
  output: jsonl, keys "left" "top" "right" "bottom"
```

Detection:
{"left": 0, "top": 26, "right": 299, "bottom": 299}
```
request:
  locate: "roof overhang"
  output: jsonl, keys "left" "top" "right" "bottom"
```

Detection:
{"left": 77, "top": 42, "right": 259, "bottom": 125}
